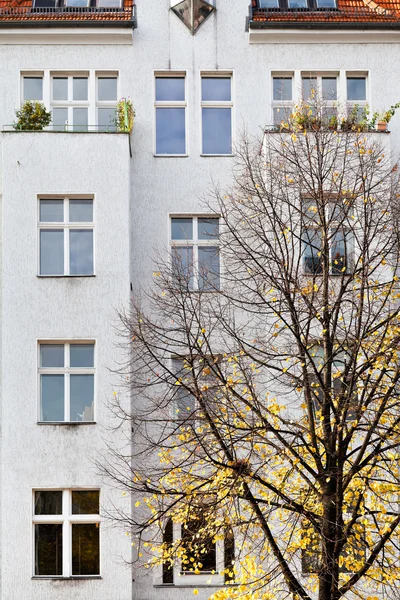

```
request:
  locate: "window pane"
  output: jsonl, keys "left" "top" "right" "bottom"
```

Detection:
{"left": 98, "top": 107, "right": 116, "bottom": 132}
{"left": 198, "top": 247, "right": 220, "bottom": 291}
{"left": 156, "top": 77, "right": 185, "bottom": 102}
{"left": 40, "top": 344, "right": 64, "bottom": 368}
{"left": 171, "top": 359, "right": 196, "bottom": 418}
{"left": 72, "top": 491, "right": 99, "bottom": 514}
{"left": 171, "top": 218, "right": 193, "bottom": 240}
{"left": 33, "top": 0, "right": 57, "bottom": 7}
{"left": 73, "top": 77, "right": 88, "bottom": 101}
{"left": 331, "top": 230, "right": 352, "bottom": 274}
{"left": 23, "top": 77, "right": 43, "bottom": 101}
{"left": 35, "top": 491, "right": 62, "bottom": 515}
{"left": 52, "top": 108, "right": 68, "bottom": 131}
{"left": 202, "top": 107, "right": 232, "bottom": 155}
{"left": 40, "top": 200, "right": 64, "bottom": 223}
{"left": 70, "top": 344, "right": 94, "bottom": 367}
{"left": 302, "top": 77, "right": 317, "bottom": 101}
{"left": 322, "top": 77, "right": 337, "bottom": 101}
{"left": 69, "top": 200, "right": 93, "bottom": 222}
{"left": 69, "top": 229, "right": 94, "bottom": 276}
{"left": 52, "top": 77, "right": 68, "bottom": 101}
{"left": 73, "top": 108, "right": 88, "bottom": 132}
{"left": 72, "top": 524, "right": 100, "bottom": 575}
{"left": 347, "top": 77, "right": 366, "bottom": 101}
{"left": 198, "top": 218, "right": 219, "bottom": 240}
{"left": 35, "top": 524, "right": 63, "bottom": 576}
{"left": 172, "top": 246, "right": 194, "bottom": 289}
{"left": 70, "top": 375, "right": 94, "bottom": 422}
{"left": 201, "top": 78, "right": 231, "bottom": 102}
{"left": 97, "top": 77, "right": 117, "bottom": 101}
{"left": 317, "top": 0, "right": 336, "bottom": 6}
{"left": 182, "top": 519, "right": 216, "bottom": 573}
{"left": 273, "top": 77, "right": 292, "bottom": 101}
{"left": 260, "top": 0, "right": 279, "bottom": 6}
{"left": 40, "top": 230, "right": 64, "bottom": 275}
{"left": 289, "top": 0, "right": 307, "bottom": 6}
{"left": 97, "top": 0, "right": 122, "bottom": 5}
{"left": 40, "top": 375, "right": 64, "bottom": 422}
{"left": 156, "top": 108, "right": 186, "bottom": 155}
{"left": 273, "top": 106, "right": 290, "bottom": 127}
{"left": 65, "top": 0, "right": 88, "bottom": 6}
{"left": 302, "top": 229, "right": 322, "bottom": 275}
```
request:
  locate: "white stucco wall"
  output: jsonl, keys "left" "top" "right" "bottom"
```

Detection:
{"left": 0, "top": 1, "right": 399, "bottom": 598}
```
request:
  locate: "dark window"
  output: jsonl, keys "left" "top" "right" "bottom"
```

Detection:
{"left": 35, "top": 524, "right": 63, "bottom": 576}
{"left": 72, "top": 490, "right": 99, "bottom": 515}
{"left": 181, "top": 517, "right": 216, "bottom": 573}
{"left": 35, "top": 491, "right": 62, "bottom": 515}
{"left": 162, "top": 519, "right": 174, "bottom": 584}
{"left": 72, "top": 524, "right": 100, "bottom": 575}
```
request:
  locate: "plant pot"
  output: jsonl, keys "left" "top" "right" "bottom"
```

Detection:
{"left": 377, "top": 121, "right": 388, "bottom": 132}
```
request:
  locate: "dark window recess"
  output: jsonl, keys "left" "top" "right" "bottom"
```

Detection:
{"left": 72, "top": 490, "right": 99, "bottom": 515}
{"left": 162, "top": 519, "right": 174, "bottom": 584}
{"left": 35, "top": 491, "right": 63, "bottom": 516}
{"left": 224, "top": 528, "right": 235, "bottom": 583}
{"left": 256, "top": 0, "right": 337, "bottom": 9}
{"left": 35, "top": 524, "right": 63, "bottom": 576}
{"left": 72, "top": 523, "right": 100, "bottom": 575}
{"left": 181, "top": 518, "right": 216, "bottom": 573}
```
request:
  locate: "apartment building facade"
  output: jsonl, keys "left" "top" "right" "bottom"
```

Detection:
{"left": 0, "top": 0, "right": 400, "bottom": 599}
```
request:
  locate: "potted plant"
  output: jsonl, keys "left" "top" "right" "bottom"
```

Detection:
{"left": 114, "top": 98, "right": 135, "bottom": 133}
{"left": 12, "top": 100, "right": 52, "bottom": 131}
{"left": 372, "top": 102, "right": 400, "bottom": 132}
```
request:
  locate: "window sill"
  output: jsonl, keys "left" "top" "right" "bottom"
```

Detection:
{"left": 200, "top": 154, "right": 234, "bottom": 157}
{"left": 37, "top": 274, "right": 96, "bottom": 278}
{"left": 37, "top": 421, "right": 96, "bottom": 426}
{"left": 153, "top": 584, "right": 231, "bottom": 588}
{"left": 153, "top": 154, "right": 188, "bottom": 158}
{"left": 32, "top": 576, "right": 102, "bottom": 580}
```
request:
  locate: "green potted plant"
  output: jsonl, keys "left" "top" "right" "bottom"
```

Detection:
{"left": 371, "top": 102, "right": 400, "bottom": 132}
{"left": 13, "top": 100, "right": 51, "bottom": 131}
{"left": 114, "top": 97, "right": 135, "bottom": 133}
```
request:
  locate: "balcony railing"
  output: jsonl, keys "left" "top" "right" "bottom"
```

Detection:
{"left": 0, "top": 4, "right": 136, "bottom": 24}
{"left": 249, "top": 4, "right": 400, "bottom": 24}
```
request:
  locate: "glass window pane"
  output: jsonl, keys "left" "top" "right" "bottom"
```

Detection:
{"left": 97, "top": 77, "right": 118, "bottom": 101}
{"left": 289, "top": 0, "right": 307, "bottom": 6}
{"left": 40, "top": 375, "right": 64, "bottom": 422}
{"left": 273, "top": 77, "right": 292, "bottom": 101}
{"left": 73, "top": 77, "right": 88, "bottom": 101}
{"left": 70, "top": 344, "right": 94, "bottom": 368}
{"left": 156, "top": 77, "right": 185, "bottom": 102}
{"left": 172, "top": 246, "right": 194, "bottom": 289}
{"left": 72, "top": 524, "right": 100, "bottom": 575}
{"left": 182, "top": 519, "right": 216, "bottom": 573}
{"left": 33, "top": 0, "right": 57, "bottom": 7}
{"left": 65, "top": 0, "right": 88, "bottom": 6}
{"left": 322, "top": 77, "right": 337, "bottom": 100}
{"left": 347, "top": 77, "right": 366, "bottom": 101}
{"left": 198, "top": 247, "right": 220, "bottom": 291}
{"left": 73, "top": 108, "right": 88, "bottom": 132}
{"left": 302, "top": 77, "right": 317, "bottom": 101}
{"left": 52, "top": 108, "right": 68, "bottom": 131}
{"left": 35, "top": 524, "right": 63, "bottom": 576}
{"left": 98, "top": 107, "right": 116, "bottom": 132}
{"left": 40, "top": 200, "right": 64, "bottom": 223}
{"left": 52, "top": 78, "right": 68, "bottom": 101}
{"left": 202, "top": 107, "right": 232, "bottom": 155}
{"left": 302, "top": 229, "right": 322, "bottom": 275}
{"left": 40, "top": 344, "right": 64, "bottom": 368}
{"left": 40, "top": 230, "right": 64, "bottom": 275}
{"left": 201, "top": 78, "right": 231, "bottom": 102}
{"left": 156, "top": 108, "right": 186, "bottom": 155}
{"left": 260, "top": 0, "right": 279, "bottom": 6}
{"left": 171, "top": 358, "right": 196, "bottom": 418}
{"left": 331, "top": 230, "right": 352, "bottom": 274}
{"left": 35, "top": 491, "right": 62, "bottom": 515}
{"left": 69, "top": 200, "right": 93, "bottom": 222}
{"left": 97, "top": 0, "right": 122, "bottom": 5}
{"left": 273, "top": 106, "right": 291, "bottom": 127}
{"left": 171, "top": 218, "right": 193, "bottom": 240}
{"left": 72, "top": 491, "right": 99, "bottom": 514}
{"left": 69, "top": 229, "right": 94, "bottom": 276}
{"left": 70, "top": 375, "right": 94, "bottom": 422}
{"left": 198, "top": 218, "right": 219, "bottom": 240}
{"left": 317, "top": 0, "right": 336, "bottom": 6}
{"left": 23, "top": 77, "right": 43, "bottom": 101}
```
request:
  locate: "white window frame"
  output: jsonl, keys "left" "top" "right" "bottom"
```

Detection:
{"left": 21, "top": 70, "right": 119, "bottom": 131}
{"left": 32, "top": 488, "right": 101, "bottom": 579}
{"left": 38, "top": 195, "right": 95, "bottom": 277}
{"left": 50, "top": 72, "right": 90, "bottom": 131}
{"left": 38, "top": 341, "right": 96, "bottom": 424}
{"left": 154, "top": 71, "right": 187, "bottom": 157}
{"left": 272, "top": 72, "right": 294, "bottom": 128}
{"left": 169, "top": 214, "right": 221, "bottom": 291}
{"left": 270, "top": 70, "right": 369, "bottom": 127}
{"left": 200, "top": 71, "right": 234, "bottom": 156}
{"left": 95, "top": 72, "right": 119, "bottom": 131}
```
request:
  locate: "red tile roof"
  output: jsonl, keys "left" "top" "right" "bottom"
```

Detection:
{"left": 0, "top": 0, "right": 134, "bottom": 24}
{"left": 251, "top": 0, "right": 400, "bottom": 25}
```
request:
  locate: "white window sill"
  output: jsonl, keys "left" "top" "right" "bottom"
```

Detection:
{"left": 32, "top": 576, "right": 102, "bottom": 580}
{"left": 37, "top": 274, "right": 96, "bottom": 278}
{"left": 154, "top": 154, "right": 188, "bottom": 158}
{"left": 37, "top": 421, "right": 96, "bottom": 426}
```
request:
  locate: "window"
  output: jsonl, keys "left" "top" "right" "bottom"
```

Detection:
{"left": 162, "top": 517, "right": 233, "bottom": 585}
{"left": 272, "top": 75, "right": 293, "bottom": 127}
{"left": 346, "top": 75, "right": 367, "bottom": 119}
{"left": 170, "top": 216, "right": 220, "bottom": 291}
{"left": 21, "top": 71, "right": 118, "bottom": 131}
{"left": 155, "top": 75, "right": 186, "bottom": 155}
{"left": 171, "top": 358, "right": 197, "bottom": 420}
{"left": 39, "top": 198, "right": 94, "bottom": 276}
{"left": 39, "top": 342, "right": 95, "bottom": 423}
{"left": 301, "top": 199, "right": 353, "bottom": 276}
{"left": 33, "top": 489, "right": 100, "bottom": 577}
{"left": 301, "top": 74, "right": 338, "bottom": 124}
{"left": 201, "top": 74, "right": 233, "bottom": 155}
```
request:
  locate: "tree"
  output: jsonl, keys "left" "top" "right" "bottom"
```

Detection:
{"left": 102, "top": 112, "right": 400, "bottom": 600}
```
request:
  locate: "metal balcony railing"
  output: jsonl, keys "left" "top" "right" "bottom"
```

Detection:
{"left": 0, "top": 4, "right": 136, "bottom": 24}
{"left": 249, "top": 3, "right": 399, "bottom": 23}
